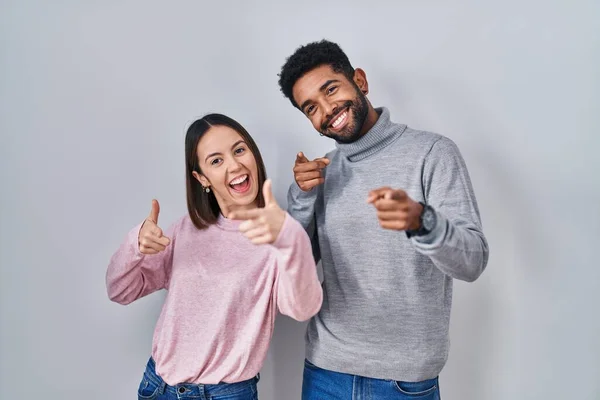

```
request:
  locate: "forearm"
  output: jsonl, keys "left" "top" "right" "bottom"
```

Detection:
{"left": 273, "top": 214, "right": 323, "bottom": 321}
{"left": 412, "top": 211, "right": 489, "bottom": 282}
{"left": 106, "top": 223, "right": 168, "bottom": 304}
{"left": 287, "top": 182, "right": 321, "bottom": 262}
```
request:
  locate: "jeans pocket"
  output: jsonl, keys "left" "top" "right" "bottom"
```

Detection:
{"left": 212, "top": 385, "right": 257, "bottom": 400}
{"left": 211, "top": 379, "right": 259, "bottom": 400}
{"left": 137, "top": 374, "right": 160, "bottom": 399}
{"left": 393, "top": 377, "right": 438, "bottom": 398}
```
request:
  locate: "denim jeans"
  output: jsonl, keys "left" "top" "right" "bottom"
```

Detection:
{"left": 137, "top": 357, "right": 259, "bottom": 400}
{"left": 302, "top": 359, "right": 441, "bottom": 400}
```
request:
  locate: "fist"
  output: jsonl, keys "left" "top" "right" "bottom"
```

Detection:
{"left": 293, "top": 152, "right": 329, "bottom": 192}
{"left": 138, "top": 199, "right": 171, "bottom": 254}
{"left": 367, "top": 187, "right": 423, "bottom": 231}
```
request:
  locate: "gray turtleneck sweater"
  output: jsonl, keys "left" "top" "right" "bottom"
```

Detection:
{"left": 287, "top": 107, "right": 489, "bottom": 382}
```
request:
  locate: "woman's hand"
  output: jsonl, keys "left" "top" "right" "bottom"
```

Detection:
{"left": 138, "top": 199, "right": 171, "bottom": 254}
{"left": 229, "top": 179, "right": 286, "bottom": 245}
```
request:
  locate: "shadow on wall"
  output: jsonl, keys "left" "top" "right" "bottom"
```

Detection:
{"left": 269, "top": 317, "right": 310, "bottom": 399}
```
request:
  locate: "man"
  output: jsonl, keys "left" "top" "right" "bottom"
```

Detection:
{"left": 277, "top": 40, "right": 489, "bottom": 399}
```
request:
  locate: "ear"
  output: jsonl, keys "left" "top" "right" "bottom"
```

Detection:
{"left": 192, "top": 171, "right": 210, "bottom": 188}
{"left": 353, "top": 68, "right": 369, "bottom": 95}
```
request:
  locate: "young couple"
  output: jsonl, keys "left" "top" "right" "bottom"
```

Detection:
{"left": 106, "top": 40, "right": 489, "bottom": 400}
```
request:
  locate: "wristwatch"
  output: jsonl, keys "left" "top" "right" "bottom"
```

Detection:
{"left": 406, "top": 202, "right": 437, "bottom": 238}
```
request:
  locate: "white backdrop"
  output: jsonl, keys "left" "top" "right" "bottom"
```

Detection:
{"left": 1, "top": 1, "right": 599, "bottom": 399}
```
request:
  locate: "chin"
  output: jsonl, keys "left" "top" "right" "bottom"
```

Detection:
{"left": 327, "top": 128, "right": 360, "bottom": 143}
{"left": 231, "top": 190, "right": 259, "bottom": 208}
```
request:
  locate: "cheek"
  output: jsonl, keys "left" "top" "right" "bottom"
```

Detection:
{"left": 336, "top": 88, "right": 358, "bottom": 106}
{"left": 204, "top": 169, "right": 223, "bottom": 186}
{"left": 343, "top": 88, "right": 356, "bottom": 98}
{"left": 310, "top": 113, "right": 322, "bottom": 129}
{"left": 242, "top": 154, "right": 259, "bottom": 174}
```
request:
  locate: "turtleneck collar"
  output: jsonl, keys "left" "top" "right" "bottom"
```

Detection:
{"left": 335, "top": 107, "right": 406, "bottom": 162}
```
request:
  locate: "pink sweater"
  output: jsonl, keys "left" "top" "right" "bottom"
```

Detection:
{"left": 106, "top": 212, "right": 322, "bottom": 385}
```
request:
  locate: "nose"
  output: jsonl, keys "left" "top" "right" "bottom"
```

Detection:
{"left": 322, "top": 100, "right": 337, "bottom": 118}
{"left": 226, "top": 157, "right": 243, "bottom": 174}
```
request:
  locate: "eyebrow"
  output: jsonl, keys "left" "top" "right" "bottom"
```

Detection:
{"left": 204, "top": 140, "right": 246, "bottom": 163}
{"left": 300, "top": 79, "right": 341, "bottom": 111}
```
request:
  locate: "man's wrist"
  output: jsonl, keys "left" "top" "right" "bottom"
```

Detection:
{"left": 406, "top": 202, "right": 437, "bottom": 238}
{"left": 409, "top": 202, "right": 424, "bottom": 231}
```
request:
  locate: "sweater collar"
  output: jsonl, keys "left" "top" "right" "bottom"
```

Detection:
{"left": 215, "top": 213, "right": 242, "bottom": 232}
{"left": 335, "top": 107, "right": 406, "bottom": 162}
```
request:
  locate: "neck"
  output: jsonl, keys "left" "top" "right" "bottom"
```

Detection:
{"left": 215, "top": 197, "right": 258, "bottom": 218}
{"left": 335, "top": 107, "right": 405, "bottom": 162}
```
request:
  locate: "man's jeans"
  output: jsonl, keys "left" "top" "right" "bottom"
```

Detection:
{"left": 302, "top": 359, "right": 440, "bottom": 400}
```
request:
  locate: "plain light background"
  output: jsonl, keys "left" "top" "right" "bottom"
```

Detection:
{"left": 1, "top": 1, "right": 598, "bottom": 399}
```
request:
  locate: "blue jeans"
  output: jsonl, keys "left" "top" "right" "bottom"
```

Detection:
{"left": 302, "top": 359, "right": 441, "bottom": 400}
{"left": 138, "top": 357, "right": 259, "bottom": 400}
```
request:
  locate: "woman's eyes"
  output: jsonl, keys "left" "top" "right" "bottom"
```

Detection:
{"left": 209, "top": 148, "right": 245, "bottom": 166}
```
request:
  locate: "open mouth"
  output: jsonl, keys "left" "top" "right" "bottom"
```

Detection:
{"left": 329, "top": 108, "right": 350, "bottom": 131}
{"left": 228, "top": 174, "right": 251, "bottom": 194}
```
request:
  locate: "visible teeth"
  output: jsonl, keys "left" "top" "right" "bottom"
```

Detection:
{"left": 230, "top": 175, "right": 247, "bottom": 185}
{"left": 332, "top": 111, "right": 347, "bottom": 128}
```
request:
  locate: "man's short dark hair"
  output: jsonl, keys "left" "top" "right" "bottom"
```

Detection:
{"left": 278, "top": 39, "right": 355, "bottom": 108}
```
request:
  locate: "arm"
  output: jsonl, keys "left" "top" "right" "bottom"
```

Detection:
{"left": 229, "top": 179, "right": 322, "bottom": 320}
{"left": 105, "top": 219, "right": 178, "bottom": 304}
{"left": 412, "top": 137, "right": 489, "bottom": 282}
{"left": 287, "top": 152, "right": 329, "bottom": 263}
{"left": 272, "top": 213, "right": 323, "bottom": 321}
{"left": 287, "top": 182, "right": 321, "bottom": 263}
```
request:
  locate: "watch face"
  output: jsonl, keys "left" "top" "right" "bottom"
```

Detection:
{"left": 422, "top": 207, "right": 436, "bottom": 231}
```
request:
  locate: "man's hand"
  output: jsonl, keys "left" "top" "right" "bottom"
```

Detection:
{"left": 367, "top": 187, "right": 423, "bottom": 231}
{"left": 293, "top": 152, "right": 329, "bottom": 192}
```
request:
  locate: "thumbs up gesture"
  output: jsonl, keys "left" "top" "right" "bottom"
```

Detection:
{"left": 229, "top": 179, "right": 286, "bottom": 245}
{"left": 138, "top": 199, "right": 171, "bottom": 254}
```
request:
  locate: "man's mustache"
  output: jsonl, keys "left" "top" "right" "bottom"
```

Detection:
{"left": 321, "top": 101, "right": 354, "bottom": 131}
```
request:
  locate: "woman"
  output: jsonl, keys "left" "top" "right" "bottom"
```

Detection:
{"left": 106, "top": 113, "right": 323, "bottom": 400}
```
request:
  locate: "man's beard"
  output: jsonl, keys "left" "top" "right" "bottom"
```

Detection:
{"left": 320, "top": 88, "right": 369, "bottom": 144}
